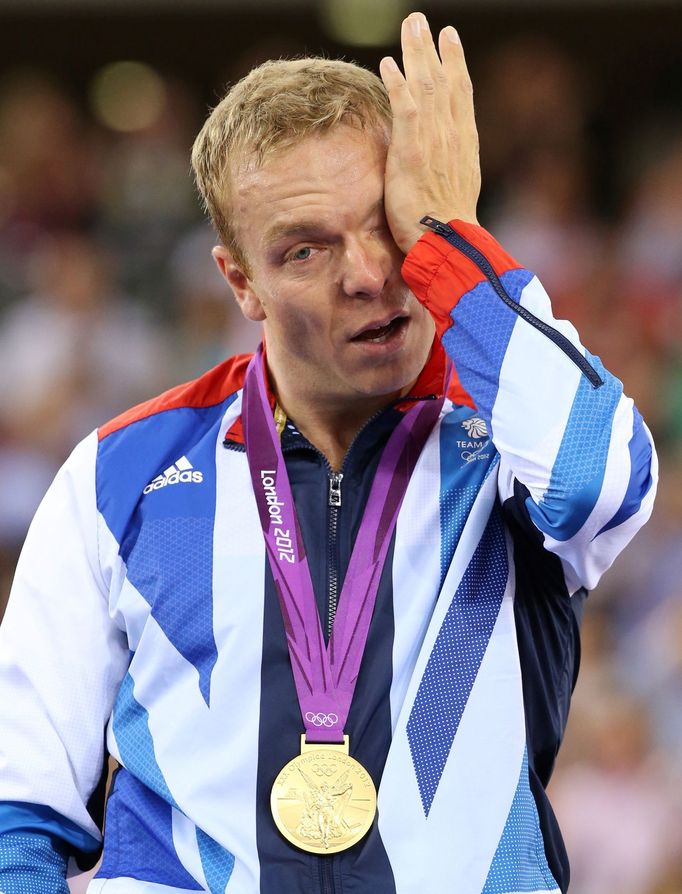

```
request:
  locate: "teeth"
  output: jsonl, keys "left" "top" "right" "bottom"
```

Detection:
{"left": 357, "top": 318, "right": 401, "bottom": 341}
{"left": 363, "top": 323, "right": 392, "bottom": 339}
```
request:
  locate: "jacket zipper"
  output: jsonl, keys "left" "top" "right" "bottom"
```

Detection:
{"left": 420, "top": 216, "right": 604, "bottom": 389}
{"left": 322, "top": 402, "right": 391, "bottom": 638}
{"left": 318, "top": 853, "right": 336, "bottom": 894}
{"left": 327, "top": 471, "right": 343, "bottom": 640}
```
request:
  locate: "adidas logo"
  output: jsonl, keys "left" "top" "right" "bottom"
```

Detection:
{"left": 143, "top": 456, "right": 203, "bottom": 494}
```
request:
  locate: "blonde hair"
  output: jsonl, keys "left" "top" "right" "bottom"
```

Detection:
{"left": 191, "top": 58, "right": 392, "bottom": 272}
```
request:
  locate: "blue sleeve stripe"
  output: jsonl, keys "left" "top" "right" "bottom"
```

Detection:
{"left": 596, "top": 407, "right": 653, "bottom": 537}
{"left": 0, "top": 831, "right": 70, "bottom": 894}
{"left": 0, "top": 802, "right": 100, "bottom": 852}
{"left": 442, "top": 268, "right": 534, "bottom": 423}
{"left": 526, "top": 353, "right": 622, "bottom": 542}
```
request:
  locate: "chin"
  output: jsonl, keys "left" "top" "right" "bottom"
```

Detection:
{"left": 356, "top": 360, "right": 423, "bottom": 401}
{"left": 344, "top": 323, "right": 434, "bottom": 400}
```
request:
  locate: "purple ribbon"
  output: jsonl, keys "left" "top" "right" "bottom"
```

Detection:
{"left": 243, "top": 346, "right": 443, "bottom": 743}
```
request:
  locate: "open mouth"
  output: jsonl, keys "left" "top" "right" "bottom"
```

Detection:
{"left": 351, "top": 315, "right": 408, "bottom": 344}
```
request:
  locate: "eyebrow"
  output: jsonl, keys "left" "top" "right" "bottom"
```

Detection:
{"left": 263, "top": 199, "right": 386, "bottom": 252}
{"left": 263, "top": 221, "right": 331, "bottom": 251}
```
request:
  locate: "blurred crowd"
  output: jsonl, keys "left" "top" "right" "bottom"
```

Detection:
{"left": 0, "top": 33, "right": 680, "bottom": 894}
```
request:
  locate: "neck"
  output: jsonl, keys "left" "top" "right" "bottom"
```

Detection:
{"left": 264, "top": 355, "right": 403, "bottom": 470}
{"left": 273, "top": 382, "right": 397, "bottom": 472}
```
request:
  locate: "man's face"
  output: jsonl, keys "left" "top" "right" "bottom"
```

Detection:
{"left": 215, "top": 125, "right": 435, "bottom": 411}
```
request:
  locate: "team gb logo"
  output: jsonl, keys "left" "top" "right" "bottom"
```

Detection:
{"left": 461, "top": 417, "right": 488, "bottom": 439}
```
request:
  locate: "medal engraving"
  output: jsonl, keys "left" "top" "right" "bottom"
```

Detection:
{"left": 271, "top": 740, "right": 377, "bottom": 854}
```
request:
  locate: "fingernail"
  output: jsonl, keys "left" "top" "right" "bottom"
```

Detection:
{"left": 382, "top": 57, "right": 399, "bottom": 72}
{"left": 445, "top": 26, "right": 460, "bottom": 44}
{"left": 410, "top": 15, "right": 422, "bottom": 36}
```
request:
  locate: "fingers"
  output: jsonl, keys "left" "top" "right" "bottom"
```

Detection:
{"left": 401, "top": 14, "right": 436, "bottom": 99}
{"left": 379, "top": 12, "right": 482, "bottom": 241}
{"left": 400, "top": 12, "right": 452, "bottom": 130}
{"left": 437, "top": 25, "right": 476, "bottom": 139}
{"left": 381, "top": 13, "right": 477, "bottom": 133}
{"left": 379, "top": 13, "right": 474, "bottom": 161}
{"left": 379, "top": 56, "right": 418, "bottom": 144}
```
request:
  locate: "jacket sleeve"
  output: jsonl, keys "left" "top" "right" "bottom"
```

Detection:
{"left": 402, "top": 218, "right": 657, "bottom": 594}
{"left": 0, "top": 832, "right": 70, "bottom": 893}
{"left": 0, "top": 431, "right": 129, "bottom": 884}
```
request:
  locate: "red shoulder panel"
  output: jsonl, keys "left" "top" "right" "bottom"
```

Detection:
{"left": 98, "top": 353, "right": 253, "bottom": 441}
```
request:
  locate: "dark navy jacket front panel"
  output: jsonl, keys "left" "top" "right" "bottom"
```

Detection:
{"left": 252, "top": 410, "right": 400, "bottom": 894}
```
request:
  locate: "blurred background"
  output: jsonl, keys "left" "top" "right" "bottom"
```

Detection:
{"left": 0, "top": 0, "right": 680, "bottom": 890}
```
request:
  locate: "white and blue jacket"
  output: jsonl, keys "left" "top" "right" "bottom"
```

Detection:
{"left": 0, "top": 220, "right": 657, "bottom": 894}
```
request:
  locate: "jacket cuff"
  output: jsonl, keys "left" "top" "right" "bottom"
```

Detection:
{"left": 401, "top": 220, "right": 522, "bottom": 336}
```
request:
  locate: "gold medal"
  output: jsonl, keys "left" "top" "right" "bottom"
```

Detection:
{"left": 271, "top": 735, "right": 377, "bottom": 854}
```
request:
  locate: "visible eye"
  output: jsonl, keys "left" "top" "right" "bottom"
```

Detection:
{"left": 286, "top": 246, "right": 314, "bottom": 263}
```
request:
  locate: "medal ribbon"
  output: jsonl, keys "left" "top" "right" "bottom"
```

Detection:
{"left": 243, "top": 346, "right": 444, "bottom": 743}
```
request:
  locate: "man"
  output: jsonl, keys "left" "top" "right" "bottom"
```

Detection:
{"left": 0, "top": 12, "right": 656, "bottom": 894}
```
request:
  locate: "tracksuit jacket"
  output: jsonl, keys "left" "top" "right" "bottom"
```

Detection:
{"left": 0, "top": 220, "right": 657, "bottom": 894}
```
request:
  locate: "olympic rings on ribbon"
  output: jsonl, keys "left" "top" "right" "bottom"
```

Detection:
{"left": 305, "top": 711, "right": 339, "bottom": 727}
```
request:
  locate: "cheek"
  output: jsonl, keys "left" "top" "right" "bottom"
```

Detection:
{"left": 262, "top": 287, "right": 328, "bottom": 352}
{"left": 413, "top": 294, "right": 435, "bottom": 328}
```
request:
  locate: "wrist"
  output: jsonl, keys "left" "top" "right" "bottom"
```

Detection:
{"left": 401, "top": 219, "right": 521, "bottom": 336}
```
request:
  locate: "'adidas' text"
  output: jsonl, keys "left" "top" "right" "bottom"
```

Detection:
{"left": 143, "top": 456, "right": 203, "bottom": 494}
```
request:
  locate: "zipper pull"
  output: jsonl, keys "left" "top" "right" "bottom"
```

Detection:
{"left": 328, "top": 472, "right": 343, "bottom": 508}
{"left": 420, "top": 215, "right": 453, "bottom": 237}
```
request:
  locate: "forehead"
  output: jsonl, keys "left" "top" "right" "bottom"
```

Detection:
{"left": 230, "top": 126, "right": 388, "bottom": 248}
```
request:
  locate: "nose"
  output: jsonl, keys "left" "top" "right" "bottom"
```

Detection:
{"left": 340, "top": 236, "right": 393, "bottom": 299}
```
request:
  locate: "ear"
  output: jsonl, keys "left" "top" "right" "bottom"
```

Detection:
{"left": 212, "top": 245, "right": 266, "bottom": 322}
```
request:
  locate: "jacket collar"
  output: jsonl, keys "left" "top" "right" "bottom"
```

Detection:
{"left": 223, "top": 338, "right": 474, "bottom": 446}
